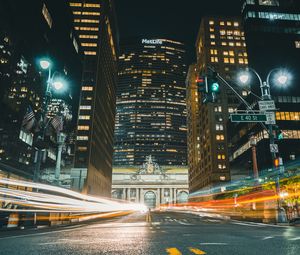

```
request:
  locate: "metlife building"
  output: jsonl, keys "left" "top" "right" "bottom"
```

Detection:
{"left": 113, "top": 38, "right": 188, "bottom": 166}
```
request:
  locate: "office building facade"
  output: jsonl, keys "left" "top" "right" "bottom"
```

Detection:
{"left": 113, "top": 38, "right": 187, "bottom": 167}
{"left": 189, "top": 17, "right": 249, "bottom": 192}
{"left": 69, "top": 0, "right": 118, "bottom": 196}
{"left": 229, "top": 0, "right": 300, "bottom": 173}
{"left": 0, "top": 0, "right": 81, "bottom": 175}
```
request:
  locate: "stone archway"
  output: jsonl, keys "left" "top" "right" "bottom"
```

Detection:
{"left": 177, "top": 191, "right": 188, "bottom": 203}
{"left": 144, "top": 191, "right": 156, "bottom": 208}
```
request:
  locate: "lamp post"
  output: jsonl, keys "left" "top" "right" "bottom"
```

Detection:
{"left": 55, "top": 132, "right": 66, "bottom": 183}
{"left": 249, "top": 135, "right": 258, "bottom": 180}
{"left": 238, "top": 68, "right": 290, "bottom": 223}
{"left": 34, "top": 59, "right": 66, "bottom": 182}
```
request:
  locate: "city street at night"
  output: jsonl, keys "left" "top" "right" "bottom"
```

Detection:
{"left": 1, "top": 0, "right": 300, "bottom": 254}
{"left": 0, "top": 212, "right": 299, "bottom": 255}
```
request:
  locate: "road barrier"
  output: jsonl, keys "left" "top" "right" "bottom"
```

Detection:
{"left": 7, "top": 213, "right": 19, "bottom": 228}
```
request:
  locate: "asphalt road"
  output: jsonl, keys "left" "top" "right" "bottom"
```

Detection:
{"left": 0, "top": 211, "right": 299, "bottom": 255}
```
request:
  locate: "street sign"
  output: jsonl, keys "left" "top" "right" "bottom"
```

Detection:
{"left": 258, "top": 100, "right": 276, "bottom": 111}
{"left": 230, "top": 114, "right": 267, "bottom": 122}
{"left": 270, "top": 143, "right": 279, "bottom": 153}
{"left": 265, "top": 112, "right": 276, "bottom": 125}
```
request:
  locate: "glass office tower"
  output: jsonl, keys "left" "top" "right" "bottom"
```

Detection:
{"left": 113, "top": 39, "right": 187, "bottom": 166}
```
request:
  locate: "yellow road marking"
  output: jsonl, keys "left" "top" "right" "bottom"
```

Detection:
{"left": 189, "top": 247, "right": 206, "bottom": 254}
{"left": 166, "top": 248, "right": 182, "bottom": 255}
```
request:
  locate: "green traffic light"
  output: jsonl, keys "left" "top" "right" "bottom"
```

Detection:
{"left": 211, "top": 82, "right": 219, "bottom": 92}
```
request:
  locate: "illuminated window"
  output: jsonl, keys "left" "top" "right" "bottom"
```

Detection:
{"left": 70, "top": 2, "right": 82, "bottom": 7}
{"left": 82, "top": 86, "right": 93, "bottom": 91}
{"left": 79, "top": 35, "right": 98, "bottom": 39}
{"left": 230, "top": 58, "right": 235, "bottom": 64}
{"left": 210, "top": 34, "right": 215, "bottom": 39}
{"left": 210, "top": 49, "right": 218, "bottom": 55}
{"left": 79, "top": 19, "right": 99, "bottom": 23}
{"left": 79, "top": 115, "right": 91, "bottom": 120}
{"left": 77, "top": 136, "right": 88, "bottom": 141}
{"left": 83, "top": 3, "right": 100, "bottom": 8}
{"left": 80, "top": 105, "right": 91, "bottom": 110}
{"left": 220, "top": 30, "right": 226, "bottom": 35}
{"left": 229, "top": 51, "right": 234, "bottom": 56}
{"left": 221, "top": 42, "right": 227, "bottom": 46}
{"left": 295, "top": 41, "right": 300, "bottom": 48}
{"left": 74, "top": 27, "right": 99, "bottom": 31}
{"left": 211, "top": 57, "right": 218, "bottom": 63}
{"left": 84, "top": 51, "right": 97, "bottom": 55}
{"left": 211, "top": 41, "right": 216, "bottom": 45}
{"left": 78, "top": 125, "right": 90, "bottom": 130}
{"left": 77, "top": 146, "right": 87, "bottom": 151}
{"left": 227, "top": 21, "right": 232, "bottom": 26}
{"left": 216, "top": 124, "right": 224, "bottom": 131}
{"left": 216, "top": 135, "right": 225, "bottom": 141}
{"left": 220, "top": 21, "right": 225, "bottom": 25}
{"left": 217, "top": 154, "right": 226, "bottom": 160}
{"left": 239, "top": 58, "right": 244, "bottom": 64}
{"left": 224, "top": 58, "right": 229, "bottom": 63}
{"left": 82, "top": 12, "right": 100, "bottom": 16}
{"left": 234, "top": 22, "right": 239, "bottom": 27}
{"left": 209, "top": 20, "right": 214, "bottom": 25}
{"left": 81, "top": 43, "right": 97, "bottom": 47}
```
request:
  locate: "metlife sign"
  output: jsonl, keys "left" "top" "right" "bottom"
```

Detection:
{"left": 142, "top": 39, "right": 163, "bottom": 45}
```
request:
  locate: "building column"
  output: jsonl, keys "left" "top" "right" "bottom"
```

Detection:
{"left": 122, "top": 188, "right": 126, "bottom": 200}
{"left": 162, "top": 188, "right": 165, "bottom": 204}
{"left": 127, "top": 188, "right": 130, "bottom": 201}
{"left": 136, "top": 188, "right": 139, "bottom": 203}
{"left": 170, "top": 188, "right": 173, "bottom": 204}
{"left": 157, "top": 188, "right": 161, "bottom": 207}
{"left": 174, "top": 188, "right": 177, "bottom": 204}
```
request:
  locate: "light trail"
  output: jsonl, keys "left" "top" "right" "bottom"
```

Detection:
{"left": 0, "top": 178, "right": 147, "bottom": 215}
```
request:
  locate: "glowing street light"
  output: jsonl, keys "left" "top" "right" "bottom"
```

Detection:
{"left": 39, "top": 59, "right": 51, "bottom": 70}
{"left": 239, "top": 73, "right": 250, "bottom": 84}
{"left": 53, "top": 80, "right": 64, "bottom": 91}
{"left": 34, "top": 57, "right": 67, "bottom": 182}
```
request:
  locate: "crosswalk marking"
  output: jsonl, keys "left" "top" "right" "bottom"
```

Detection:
{"left": 166, "top": 248, "right": 182, "bottom": 255}
{"left": 189, "top": 247, "right": 206, "bottom": 254}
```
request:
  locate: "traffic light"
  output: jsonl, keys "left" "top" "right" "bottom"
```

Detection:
{"left": 208, "top": 72, "right": 220, "bottom": 94}
{"left": 196, "top": 75, "right": 208, "bottom": 93}
{"left": 277, "top": 130, "right": 283, "bottom": 140}
{"left": 274, "top": 158, "right": 280, "bottom": 168}
{"left": 207, "top": 71, "right": 220, "bottom": 103}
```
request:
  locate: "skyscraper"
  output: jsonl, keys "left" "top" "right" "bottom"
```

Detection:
{"left": 186, "top": 64, "right": 201, "bottom": 193}
{"left": 113, "top": 39, "right": 187, "bottom": 166}
{"left": 189, "top": 17, "right": 249, "bottom": 192}
{"left": 0, "top": 0, "right": 82, "bottom": 175}
{"left": 228, "top": 0, "right": 300, "bottom": 172}
{"left": 69, "top": 1, "right": 118, "bottom": 196}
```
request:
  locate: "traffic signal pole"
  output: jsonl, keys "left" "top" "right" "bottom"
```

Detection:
{"left": 206, "top": 66, "right": 287, "bottom": 223}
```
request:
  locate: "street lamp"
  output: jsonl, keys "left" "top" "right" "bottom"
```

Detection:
{"left": 238, "top": 67, "right": 290, "bottom": 223}
{"left": 34, "top": 58, "right": 66, "bottom": 182}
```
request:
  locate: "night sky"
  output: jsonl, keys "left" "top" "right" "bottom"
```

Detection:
{"left": 115, "top": 0, "right": 242, "bottom": 62}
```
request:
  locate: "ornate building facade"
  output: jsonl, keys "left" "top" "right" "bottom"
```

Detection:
{"left": 112, "top": 156, "right": 188, "bottom": 208}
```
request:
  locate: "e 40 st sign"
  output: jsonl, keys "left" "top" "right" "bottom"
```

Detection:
{"left": 230, "top": 114, "right": 267, "bottom": 122}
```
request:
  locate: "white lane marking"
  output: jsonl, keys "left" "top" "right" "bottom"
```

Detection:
{"left": 0, "top": 225, "right": 86, "bottom": 240}
{"left": 206, "top": 219, "right": 221, "bottom": 223}
{"left": 289, "top": 237, "right": 300, "bottom": 241}
{"left": 200, "top": 243, "right": 228, "bottom": 245}
{"left": 262, "top": 236, "right": 274, "bottom": 240}
{"left": 231, "top": 220, "right": 288, "bottom": 228}
{"left": 175, "top": 219, "right": 194, "bottom": 226}
{"left": 232, "top": 222, "right": 265, "bottom": 227}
